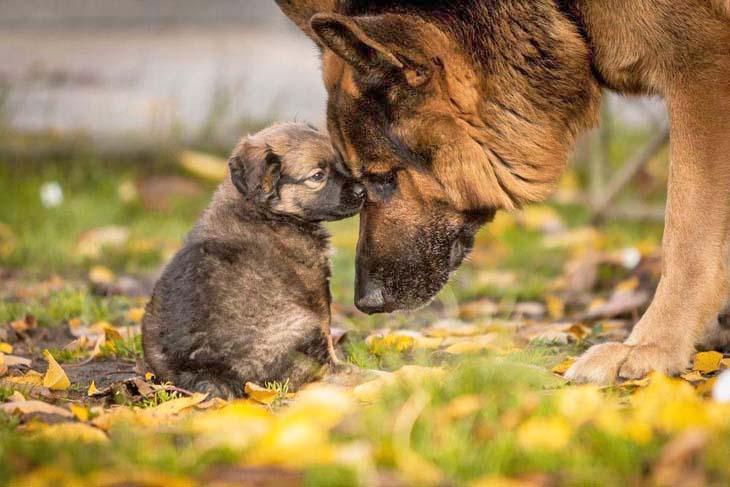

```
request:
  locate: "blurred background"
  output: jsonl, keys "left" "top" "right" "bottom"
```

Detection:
{"left": 1, "top": 0, "right": 672, "bottom": 334}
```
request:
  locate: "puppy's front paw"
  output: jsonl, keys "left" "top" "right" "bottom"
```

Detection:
{"left": 565, "top": 342, "right": 689, "bottom": 385}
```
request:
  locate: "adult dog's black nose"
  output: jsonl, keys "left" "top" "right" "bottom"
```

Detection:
{"left": 352, "top": 182, "right": 366, "bottom": 200}
{"left": 355, "top": 276, "right": 385, "bottom": 314}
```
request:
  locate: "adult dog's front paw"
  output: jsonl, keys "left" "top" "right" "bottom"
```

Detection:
{"left": 565, "top": 342, "right": 689, "bottom": 385}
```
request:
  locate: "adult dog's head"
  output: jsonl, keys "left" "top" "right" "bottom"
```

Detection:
{"left": 276, "top": 0, "right": 601, "bottom": 313}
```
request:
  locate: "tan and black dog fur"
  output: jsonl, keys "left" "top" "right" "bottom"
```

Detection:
{"left": 275, "top": 0, "right": 730, "bottom": 384}
{"left": 142, "top": 123, "right": 365, "bottom": 397}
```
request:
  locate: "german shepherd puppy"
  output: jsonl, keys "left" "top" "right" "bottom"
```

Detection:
{"left": 142, "top": 123, "right": 365, "bottom": 397}
{"left": 275, "top": 0, "right": 730, "bottom": 383}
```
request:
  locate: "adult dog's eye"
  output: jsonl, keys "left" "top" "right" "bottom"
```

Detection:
{"left": 308, "top": 171, "right": 326, "bottom": 182}
{"left": 367, "top": 171, "right": 397, "bottom": 199}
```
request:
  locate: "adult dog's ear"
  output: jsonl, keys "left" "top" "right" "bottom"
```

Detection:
{"left": 274, "top": 0, "right": 337, "bottom": 43}
{"left": 310, "top": 13, "right": 431, "bottom": 87}
{"left": 229, "top": 146, "right": 282, "bottom": 203}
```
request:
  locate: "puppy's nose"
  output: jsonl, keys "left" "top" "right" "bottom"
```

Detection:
{"left": 355, "top": 278, "right": 385, "bottom": 314}
{"left": 351, "top": 182, "right": 366, "bottom": 200}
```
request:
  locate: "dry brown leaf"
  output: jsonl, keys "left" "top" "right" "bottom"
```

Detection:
{"left": 552, "top": 357, "right": 576, "bottom": 375}
{"left": 42, "top": 349, "right": 70, "bottom": 391}
{"left": 0, "top": 400, "right": 73, "bottom": 418}
{"left": 4, "top": 354, "right": 31, "bottom": 368}
{"left": 693, "top": 351, "right": 723, "bottom": 374}
{"left": 582, "top": 290, "right": 650, "bottom": 320}
{"left": 10, "top": 315, "right": 37, "bottom": 333}
{"left": 245, "top": 382, "right": 278, "bottom": 405}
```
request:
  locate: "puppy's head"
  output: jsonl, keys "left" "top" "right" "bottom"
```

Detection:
{"left": 229, "top": 122, "right": 365, "bottom": 221}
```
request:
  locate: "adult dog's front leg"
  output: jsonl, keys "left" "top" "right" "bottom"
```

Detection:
{"left": 568, "top": 72, "right": 730, "bottom": 384}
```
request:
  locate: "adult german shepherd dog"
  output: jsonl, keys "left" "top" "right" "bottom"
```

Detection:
{"left": 275, "top": 0, "right": 730, "bottom": 384}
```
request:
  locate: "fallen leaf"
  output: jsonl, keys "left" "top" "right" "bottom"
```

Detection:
{"left": 680, "top": 370, "right": 705, "bottom": 383}
{"left": 245, "top": 382, "right": 278, "bottom": 405}
{"left": 88, "top": 381, "right": 100, "bottom": 396}
{"left": 366, "top": 333, "right": 415, "bottom": 355}
{"left": 5, "top": 370, "right": 44, "bottom": 386}
{"left": 516, "top": 417, "right": 572, "bottom": 451}
{"left": 0, "top": 400, "right": 73, "bottom": 418}
{"left": 88, "top": 265, "right": 115, "bottom": 285}
{"left": 0, "top": 342, "right": 12, "bottom": 354}
{"left": 353, "top": 366, "right": 445, "bottom": 403}
{"left": 615, "top": 277, "right": 640, "bottom": 293}
{"left": 145, "top": 372, "right": 156, "bottom": 381}
{"left": 179, "top": 150, "right": 228, "bottom": 180}
{"left": 653, "top": 429, "right": 708, "bottom": 487}
{"left": 77, "top": 226, "right": 129, "bottom": 259}
{"left": 552, "top": 357, "right": 576, "bottom": 375}
{"left": 70, "top": 404, "right": 90, "bottom": 422}
{"left": 0, "top": 353, "right": 6, "bottom": 376}
{"left": 693, "top": 351, "right": 723, "bottom": 374}
{"left": 34, "top": 422, "right": 108, "bottom": 443}
{"left": 695, "top": 377, "right": 717, "bottom": 397}
{"left": 126, "top": 307, "right": 146, "bottom": 323}
{"left": 545, "top": 295, "right": 565, "bottom": 320}
{"left": 42, "top": 349, "right": 71, "bottom": 391}
{"left": 10, "top": 315, "right": 37, "bottom": 333}
{"left": 582, "top": 290, "right": 650, "bottom": 320}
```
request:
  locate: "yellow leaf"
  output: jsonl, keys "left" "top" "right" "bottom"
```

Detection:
{"left": 366, "top": 333, "right": 415, "bottom": 355}
{"left": 721, "top": 358, "right": 730, "bottom": 369}
{"left": 179, "top": 150, "right": 228, "bottom": 181}
{"left": 618, "top": 376, "right": 651, "bottom": 388}
{"left": 0, "top": 353, "right": 6, "bottom": 376}
{"left": 34, "top": 422, "right": 108, "bottom": 443}
{"left": 245, "top": 382, "right": 278, "bottom": 405}
{"left": 0, "top": 342, "right": 12, "bottom": 354}
{"left": 146, "top": 393, "right": 208, "bottom": 417}
{"left": 87, "top": 381, "right": 100, "bottom": 396}
{"left": 545, "top": 295, "right": 565, "bottom": 320}
{"left": 145, "top": 372, "right": 156, "bottom": 381}
{"left": 696, "top": 376, "right": 718, "bottom": 396}
{"left": 693, "top": 351, "right": 723, "bottom": 373}
{"left": 88, "top": 265, "right": 115, "bottom": 285}
{"left": 615, "top": 277, "right": 640, "bottom": 293}
{"left": 70, "top": 404, "right": 90, "bottom": 422}
{"left": 680, "top": 370, "right": 705, "bottom": 382}
{"left": 471, "top": 475, "right": 539, "bottom": 487}
{"left": 5, "top": 370, "right": 44, "bottom": 386}
{"left": 42, "top": 349, "right": 70, "bottom": 391}
{"left": 440, "top": 394, "right": 484, "bottom": 419}
{"left": 516, "top": 417, "right": 573, "bottom": 451}
{"left": 558, "top": 386, "right": 602, "bottom": 425}
{"left": 551, "top": 357, "right": 576, "bottom": 375}
{"left": 126, "top": 307, "right": 146, "bottom": 323}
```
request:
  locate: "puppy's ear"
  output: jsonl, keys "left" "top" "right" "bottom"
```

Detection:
{"left": 229, "top": 145, "right": 282, "bottom": 203}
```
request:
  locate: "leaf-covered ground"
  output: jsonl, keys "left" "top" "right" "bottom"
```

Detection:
{"left": 2, "top": 152, "right": 730, "bottom": 486}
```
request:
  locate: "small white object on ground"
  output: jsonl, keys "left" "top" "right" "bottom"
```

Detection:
{"left": 40, "top": 181, "right": 63, "bottom": 208}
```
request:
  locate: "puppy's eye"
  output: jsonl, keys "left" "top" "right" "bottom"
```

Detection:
{"left": 308, "top": 171, "right": 326, "bottom": 182}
